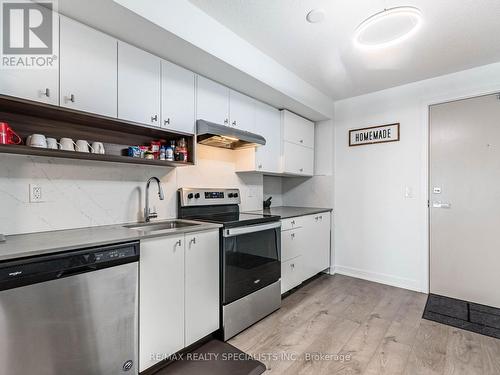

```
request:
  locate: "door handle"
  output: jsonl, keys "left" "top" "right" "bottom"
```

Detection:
{"left": 432, "top": 201, "right": 451, "bottom": 208}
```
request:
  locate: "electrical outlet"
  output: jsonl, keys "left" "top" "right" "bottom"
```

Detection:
{"left": 29, "top": 184, "right": 43, "bottom": 203}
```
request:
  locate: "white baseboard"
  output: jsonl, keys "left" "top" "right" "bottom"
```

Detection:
{"left": 334, "top": 265, "right": 424, "bottom": 293}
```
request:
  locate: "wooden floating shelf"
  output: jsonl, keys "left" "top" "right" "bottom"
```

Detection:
{"left": 0, "top": 96, "right": 197, "bottom": 167}
{"left": 0, "top": 144, "right": 193, "bottom": 167}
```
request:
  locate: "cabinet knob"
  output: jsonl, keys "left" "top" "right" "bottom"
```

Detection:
{"left": 291, "top": 263, "right": 295, "bottom": 269}
{"left": 164, "top": 118, "right": 170, "bottom": 125}
{"left": 315, "top": 216, "right": 319, "bottom": 221}
{"left": 299, "top": 168, "right": 304, "bottom": 172}
{"left": 300, "top": 139, "right": 304, "bottom": 143}
{"left": 291, "top": 232, "right": 295, "bottom": 238}
{"left": 175, "top": 239, "right": 182, "bottom": 247}
{"left": 232, "top": 120, "right": 237, "bottom": 126}
{"left": 190, "top": 237, "right": 196, "bottom": 245}
{"left": 258, "top": 164, "right": 262, "bottom": 169}
{"left": 224, "top": 118, "right": 229, "bottom": 125}
{"left": 291, "top": 220, "right": 295, "bottom": 225}
{"left": 41, "top": 88, "right": 50, "bottom": 97}
{"left": 65, "top": 94, "right": 75, "bottom": 103}
{"left": 151, "top": 115, "right": 158, "bottom": 122}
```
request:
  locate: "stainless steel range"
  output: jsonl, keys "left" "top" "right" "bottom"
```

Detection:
{"left": 178, "top": 188, "right": 281, "bottom": 340}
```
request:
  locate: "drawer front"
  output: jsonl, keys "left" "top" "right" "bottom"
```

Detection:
{"left": 283, "top": 141, "right": 314, "bottom": 176}
{"left": 282, "top": 110, "right": 314, "bottom": 148}
{"left": 281, "top": 229, "right": 302, "bottom": 262}
{"left": 281, "top": 256, "right": 302, "bottom": 294}
{"left": 281, "top": 217, "right": 303, "bottom": 231}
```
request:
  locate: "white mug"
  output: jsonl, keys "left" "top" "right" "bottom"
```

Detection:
{"left": 75, "top": 140, "right": 94, "bottom": 153}
{"left": 27, "top": 134, "right": 47, "bottom": 148}
{"left": 91, "top": 142, "right": 105, "bottom": 155}
{"left": 59, "top": 138, "right": 77, "bottom": 151}
{"left": 46, "top": 138, "right": 60, "bottom": 150}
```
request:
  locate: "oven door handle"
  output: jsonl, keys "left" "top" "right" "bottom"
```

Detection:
{"left": 223, "top": 222, "right": 281, "bottom": 237}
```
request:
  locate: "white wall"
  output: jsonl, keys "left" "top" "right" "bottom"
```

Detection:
{"left": 333, "top": 62, "right": 500, "bottom": 293}
{"left": 0, "top": 145, "right": 262, "bottom": 235}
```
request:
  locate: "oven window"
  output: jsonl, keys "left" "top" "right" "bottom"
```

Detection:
{"left": 223, "top": 227, "right": 280, "bottom": 304}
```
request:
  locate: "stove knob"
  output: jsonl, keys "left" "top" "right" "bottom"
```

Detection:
{"left": 194, "top": 193, "right": 200, "bottom": 199}
{"left": 234, "top": 193, "right": 239, "bottom": 198}
{"left": 187, "top": 193, "right": 194, "bottom": 199}
{"left": 228, "top": 193, "right": 234, "bottom": 198}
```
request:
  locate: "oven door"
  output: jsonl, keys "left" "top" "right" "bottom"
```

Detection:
{"left": 222, "top": 221, "right": 281, "bottom": 305}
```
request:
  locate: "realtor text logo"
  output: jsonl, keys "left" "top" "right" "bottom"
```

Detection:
{"left": 1, "top": 0, "right": 57, "bottom": 69}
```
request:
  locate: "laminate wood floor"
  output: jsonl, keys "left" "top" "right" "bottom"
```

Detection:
{"left": 229, "top": 274, "right": 500, "bottom": 375}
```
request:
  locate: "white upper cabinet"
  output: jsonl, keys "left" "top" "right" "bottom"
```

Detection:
{"left": 229, "top": 89, "right": 255, "bottom": 131}
{"left": 196, "top": 75, "right": 229, "bottom": 126}
{"left": 161, "top": 60, "right": 195, "bottom": 134}
{"left": 118, "top": 42, "right": 161, "bottom": 126}
{"left": 282, "top": 110, "right": 315, "bottom": 148}
{"left": 283, "top": 141, "right": 314, "bottom": 176}
{"left": 0, "top": 14, "right": 59, "bottom": 106}
{"left": 59, "top": 17, "right": 117, "bottom": 117}
{"left": 235, "top": 101, "right": 281, "bottom": 174}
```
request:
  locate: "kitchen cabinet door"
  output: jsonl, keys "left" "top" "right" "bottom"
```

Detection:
{"left": 196, "top": 76, "right": 229, "bottom": 126}
{"left": 281, "top": 256, "right": 303, "bottom": 294}
{"left": 229, "top": 89, "right": 255, "bottom": 131}
{"left": 185, "top": 230, "right": 220, "bottom": 346}
{"left": 281, "top": 228, "right": 303, "bottom": 262}
{"left": 139, "top": 235, "right": 184, "bottom": 372}
{"left": 60, "top": 17, "right": 117, "bottom": 117}
{"left": 161, "top": 60, "right": 195, "bottom": 134}
{"left": 118, "top": 42, "right": 161, "bottom": 126}
{"left": 281, "top": 110, "right": 315, "bottom": 148}
{"left": 254, "top": 102, "right": 281, "bottom": 173}
{"left": 0, "top": 13, "right": 59, "bottom": 105}
{"left": 302, "top": 213, "right": 330, "bottom": 280}
{"left": 283, "top": 141, "right": 314, "bottom": 176}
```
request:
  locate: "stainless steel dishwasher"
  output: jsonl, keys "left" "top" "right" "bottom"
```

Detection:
{"left": 0, "top": 241, "right": 139, "bottom": 375}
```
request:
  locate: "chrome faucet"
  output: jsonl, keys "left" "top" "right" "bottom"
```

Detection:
{"left": 144, "top": 177, "right": 164, "bottom": 222}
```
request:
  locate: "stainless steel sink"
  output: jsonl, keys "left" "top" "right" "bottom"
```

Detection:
{"left": 124, "top": 220, "right": 200, "bottom": 233}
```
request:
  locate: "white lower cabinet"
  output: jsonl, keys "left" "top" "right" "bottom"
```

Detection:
{"left": 139, "top": 229, "right": 219, "bottom": 372}
{"left": 280, "top": 212, "right": 331, "bottom": 294}
{"left": 185, "top": 230, "right": 219, "bottom": 345}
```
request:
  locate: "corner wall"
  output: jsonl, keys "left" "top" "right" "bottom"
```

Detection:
{"left": 333, "top": 62, "right": 500, "bottom": 292}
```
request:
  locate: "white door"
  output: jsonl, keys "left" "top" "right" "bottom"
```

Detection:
{"left": 60, "top": 17, "right": 117, "bottom": 117}
{"left": 118, "top": 42, "right": 160, "bottom": 126}
{"left": 430, "top": 94, "right": 500, "bottom": 308}
{"left": 139, "top": 236, "right": 184, "bottom": 372}
{"left": 283, "top": 141, "right": 314, "bottom": 176}
{"left": 0, "top": 13, "right": 59, "bottom": 105}
{"left": 185, "top": 230, "right": 220, "bottom": 345}
{"left": 302, "top": 213, "right": 330, "bottom": 279}
{"left": 254, "top": 102, "right": 281, "bottom": 173}
{"left": 282, "top": 110, "right": 315, "bottom": 148}
{"left": 161, "top": 60, "right": 195, "bottom": 134}
{"left": 229, "top": 89, "right": 255, "bottom": 131}
{"left": 196, "top": 76, "right": 229, "bottom": 125}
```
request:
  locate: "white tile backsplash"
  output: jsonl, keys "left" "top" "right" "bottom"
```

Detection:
{"left": 0, "top": 144, "right": 263, "bottom": 235}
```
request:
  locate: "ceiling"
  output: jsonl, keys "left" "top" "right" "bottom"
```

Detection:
{"left": 188, "top": 0, "right": 500, "bottom": 100}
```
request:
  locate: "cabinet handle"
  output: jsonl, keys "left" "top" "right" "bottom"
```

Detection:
{"left": 291, "top": 220, "right": 295, "bottom": 225}
{"left": 175, "top": 239, "right": 182, "bottom": 247}
{"left": 151, "top": 115, "right": 158, "bottom": 122}
{"left": 258, "top": 164, "right": 262, "bottom": 169}
{"left": 319, "top": 215, "right": 323, "bottom": 220}
{"left": 299, "top": 168, "right": 304, "bottom": 172}
{"left": 315, "top": 216, "right": 319, "bottom": 221}
{"left": 42, "top": 88, "right": 50, "bottom": 97}
{"left": 291, "top": 233, "right": 295, "bottom": 238}
{"left": 164, "top": 118, "right": 170, "bottom": 125}
{"left": 232, "top": 120, "right": 237, "bottom": 126}
{"left": 300, "top": 139, "right": 304, "bottom": 143}
{"left": 224, "top": 118, "right": 229, "bottom": 125}
{"left": 65, "top": 94, "right": 75, "bottom": 103}
{"left": 291, "top": 263, "right": 295, "bottom": 269}
{"left": 189, "top": 237, "right": 196, "bottom": 245}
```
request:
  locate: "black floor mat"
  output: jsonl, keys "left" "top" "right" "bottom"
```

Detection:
{"left": 155, "top": 340, "right": 266, "bottom": 375}
{"left": 423, "top": 294, "right": 500, "bottom": 339}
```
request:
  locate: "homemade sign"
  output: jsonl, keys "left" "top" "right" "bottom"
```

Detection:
{"left": 349, "top": 123, "right": 400, "bottom": 146}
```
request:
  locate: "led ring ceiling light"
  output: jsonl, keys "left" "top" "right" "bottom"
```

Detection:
{"left": 354, "top": 6, "right": 423, "bottom": 49}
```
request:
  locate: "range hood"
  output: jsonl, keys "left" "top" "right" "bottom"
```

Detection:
{"left": 196, "top": 120, "right": 266, "bottom": 150}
